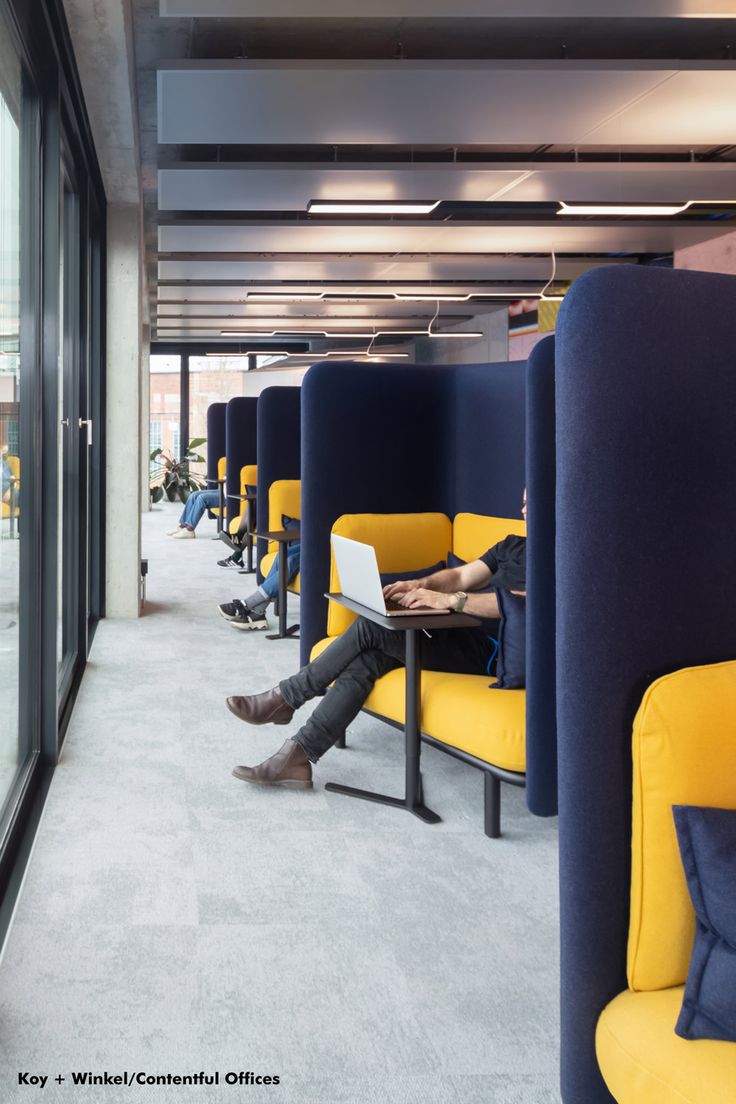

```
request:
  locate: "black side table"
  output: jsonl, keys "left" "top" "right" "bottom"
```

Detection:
{"left": 254, "top": 528, "right": 300, "bottom": 639}
{"left": 322, "top": 593, "right": 481, "bottom": 825}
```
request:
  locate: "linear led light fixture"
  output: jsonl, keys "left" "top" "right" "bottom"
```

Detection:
{"left": 240, "top": 290, "right": 563, "bottom": 304}
{"left": 307, "top": 199, "right": 440, "bottom": 216}
{"left": 221, "top": 329, "right": 483, "bottom": 339}
{"left": 206, "top": 349, "right": 409, "bottom": 359}
{"left": 557, "top": 200, "right": 693, "bottom": 217}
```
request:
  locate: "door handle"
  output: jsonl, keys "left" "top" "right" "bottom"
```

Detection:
{"left": 79, "top": 417, "right": 92, "bottom": 445}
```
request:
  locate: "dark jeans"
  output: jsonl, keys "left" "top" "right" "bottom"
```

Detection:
{"left": 280, "top": 616, "right": 491, "bottom": 763}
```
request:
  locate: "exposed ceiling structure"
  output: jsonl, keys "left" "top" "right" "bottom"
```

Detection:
{"left": 99, "top": 3, "right": 736, "bottom": 355}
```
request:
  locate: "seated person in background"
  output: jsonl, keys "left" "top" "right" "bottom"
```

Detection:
{"left": 218, "top": 539, "right": 301, "bottom": 631}
{"left": 226, "top": 491, "right": 527, "bottom": 788}
{"left": 167, "top": 487, "right": 221, "bottom": 538}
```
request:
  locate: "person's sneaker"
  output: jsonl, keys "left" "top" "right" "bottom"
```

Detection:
{"left": 217, "top": 555, "right": 243, "bottom": 569}
{"left": 218, "top": 599, "right": 248, "bottom": 622}
{"left": 172, "top": 528, "right": 195, "bottom": 539}
{"left": 229, "top": 607, "right": 258, "bottom": 630}
{"left": 245, "top": 611, "right": 269, "bottom": 631}
{"left": 166, "top": 527, "right": 182, "bottom": 536}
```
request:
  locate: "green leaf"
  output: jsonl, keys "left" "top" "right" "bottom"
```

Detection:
{"left": 186, "top": 452, "right": 206, "bottom": 464}
{"left": 188, "top": 437, "right": 206, "bottom": 449}
{"left": 150, "top": 447, "right": 163, "bottom": 461}
{"left": 151, "top": 485, "right": 164, "bottom": 503}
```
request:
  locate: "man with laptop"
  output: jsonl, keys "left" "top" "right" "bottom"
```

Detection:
{"left": 226, "top": 492, "right": 527, "bottom": 789}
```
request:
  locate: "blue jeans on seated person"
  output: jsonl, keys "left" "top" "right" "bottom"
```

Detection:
{"left": 259, "top": 541, "right": 301, "bottom": 600}
{"left": 178, "top": 488, "right": 220, "bottom": 530}
{"left": 279, "top": 614, "right": 490, "bottom": 762}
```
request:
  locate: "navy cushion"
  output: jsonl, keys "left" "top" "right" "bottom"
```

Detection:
{"left": 447, "top": 551, "right": 466, "bottom": 569}
{"left": 245, "top": 484, "right": 257, "bottom": 495}
{"left": 492, "top": 589, "right": 526, "bottom": 690}
{"left": 673, "top": 805, "right": 736, "bottom": 1043}
{"left": 380, "top": 561, "right": 446, "bottom": 586}
{"left": 281, "top": 514, "right": 300, "bottom": 532}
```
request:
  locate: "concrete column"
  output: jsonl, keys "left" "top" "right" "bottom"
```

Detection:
{"left": 106, "top": 204, "right": 142, "bottom": 617}
{"left": 140, "top": 324, "right": 151, "bottom": 511}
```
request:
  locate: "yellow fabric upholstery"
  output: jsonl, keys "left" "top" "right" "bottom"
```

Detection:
{"left": 596, "top": 988, "right": 736, "bottom": 1104}
{"left": 309, "top": 637, "right": 526, "bottom": 772}
{"left": 217, "top": 456, "right": 226, "bottom": 480}
{"left": 627, "top": 660, "right": 736, "bottom": 992}
{"left": 241, "top": 464, "right": 257, "bottom": 490}
{"left": 452, "top": 512, "right": 526, "bottom": 562}
{"left": 225, "top": 464, "right": 259, "bottom": 537}
{"left": 257, "top": 479, "right": 301, "bottom": 594}
{"left": 327, "top": 513, "right": 452, "bottom": 637}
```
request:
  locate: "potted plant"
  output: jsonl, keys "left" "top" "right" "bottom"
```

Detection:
{"left": 150, "top": 438, "right": 207, "bottom": 503}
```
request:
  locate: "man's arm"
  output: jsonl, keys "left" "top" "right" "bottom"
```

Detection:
{"left": 383, "top": 558, "right": 493, "bottom": 600}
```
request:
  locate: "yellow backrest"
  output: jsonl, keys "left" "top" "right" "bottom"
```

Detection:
{"left": 267, "top": 479, "right": 301, "bottom": 555}
{"left": 7, "top": 455, "right": 19, "bottom": 480}
{"left": 241, "top": 464, "right": 257, "bottom": 492}
{"left": 627, "top": 660, "right": 736, "bottom": 992}
{"left": 217, "top": 455, "right": 226, "bottom": 480}
{"left": 328, "top": 513, "right": 452, "bottom": 637}
{"left": 452, "top": 512, "right": 526, "bottom": 562}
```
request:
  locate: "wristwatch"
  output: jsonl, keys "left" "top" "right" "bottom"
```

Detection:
{"left": 453, "top": 591, "right": 468, "bottom": 613}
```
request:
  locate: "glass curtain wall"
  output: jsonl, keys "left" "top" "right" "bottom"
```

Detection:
{"left": 0, "top": 0, "right": 106, "bottom": 928}
{"left": 188, "top": 355, "right": 250, "bottom": 472}
{"left": 0, "top": 16, "right": 23, "bottom": 816}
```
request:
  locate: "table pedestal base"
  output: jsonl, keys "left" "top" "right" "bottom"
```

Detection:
{"left": 324, "top": 777, "right": 441, "bottom": 825}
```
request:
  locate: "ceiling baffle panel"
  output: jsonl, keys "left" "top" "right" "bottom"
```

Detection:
{"left": 157, "top": 167, "right": 529, "bottom": 211}
{"left": 157, "top": 63, "right": 707, "bottom": 147}
{"left": 157, "top": 221, "right": 733, "bottom": 256}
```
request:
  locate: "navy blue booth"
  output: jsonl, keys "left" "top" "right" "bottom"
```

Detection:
{"left": 525, "top": 336, "right": 558, "bottom": 817}
{"left": 255, "top": 387, "right": 302, "bottom": 584}
{"left": 225, "top": 397, "right": 258, "bottom": 531}
{"left": 298, "top": 359, "right": 560, "bottom": 829}
{"left": 205, "top": 402, "right": 227, "bottom": 488}
{"left": 555, "top": 266, "right": 736, "bottom": 1102}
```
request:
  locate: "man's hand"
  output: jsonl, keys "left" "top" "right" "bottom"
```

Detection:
{"left": 396, "top": 587, "right": 455, "bottom": 611}
{"left": 383, "top": 578, "right": 423, "bottom": 600}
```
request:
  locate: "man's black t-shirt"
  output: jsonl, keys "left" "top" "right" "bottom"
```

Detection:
{"left": 478, "top": 534, "right": 526, "bottom": 592}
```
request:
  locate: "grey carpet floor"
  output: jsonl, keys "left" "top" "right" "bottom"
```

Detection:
{"left": 0, "top": 503, "right": 561, "bottom": 1104}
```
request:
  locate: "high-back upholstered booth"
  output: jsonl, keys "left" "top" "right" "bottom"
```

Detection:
{"left": 255, "top": 386, "right": 301, "bottom": 584}
{"left": 525, "top": 336, "right": 557, "bottom": 817}
{"left": 555, "top": 266, "right": 736, "bottom": 1103}
{"left": 205, "top": 401, "right": 228, "bottom": 523}
{"left": 299, "top": 359, "right": 559, "bottom": 829}
{"left": 225, "top": 396, "right": 258, "bottom": 531}
{"left": 300, "top": 360, "right": 525, "bottom": 665}
{"left": 206, "top": 402, "right": 227, "bottom": 489}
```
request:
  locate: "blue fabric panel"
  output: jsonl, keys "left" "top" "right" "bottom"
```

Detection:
{"left": 525, "top": 337, "right": 557, "bottom": 816}
{"left": 206, "top": 402, "right": 227, "bottom": 486}
{"left": 256, "top": 387, "right": 302, "bottom": 583}
{"left": 555, "top": 265, "right": 736, "bottom": 1104}
{"left": 205, "top": 402, "right": 228, "bottom": 519}
{"left": 453, "top": 361, "right": 526, "bottom": 517}
{"left": 299, "top": 361, "right": 455, "bottom": 664}
{"left": 225, "top": 397, "right": 258, "bottom": 528}
{"left": 673, "top": 806, "right": 736, "bottom": 1043}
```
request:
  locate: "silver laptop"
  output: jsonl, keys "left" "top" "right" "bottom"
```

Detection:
{"left": 331, "top": 534, "right": 450, "bottom": 617}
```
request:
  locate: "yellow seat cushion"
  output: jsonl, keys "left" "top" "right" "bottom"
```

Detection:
{"left": 627, "top": 660, "right": 736, "bottom": 992}
{"left": 310, "top": 637, "right": 525, "bottom": 772}
{"left": 596, "top": 987, "right": 736, "bottom": 1104}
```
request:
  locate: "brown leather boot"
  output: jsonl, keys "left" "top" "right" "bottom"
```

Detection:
{"left": 232, "top": 739, "right": 313, "bottom": 789}
{"left": 226, "top": 687, "right": 294, "bottom": 726}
